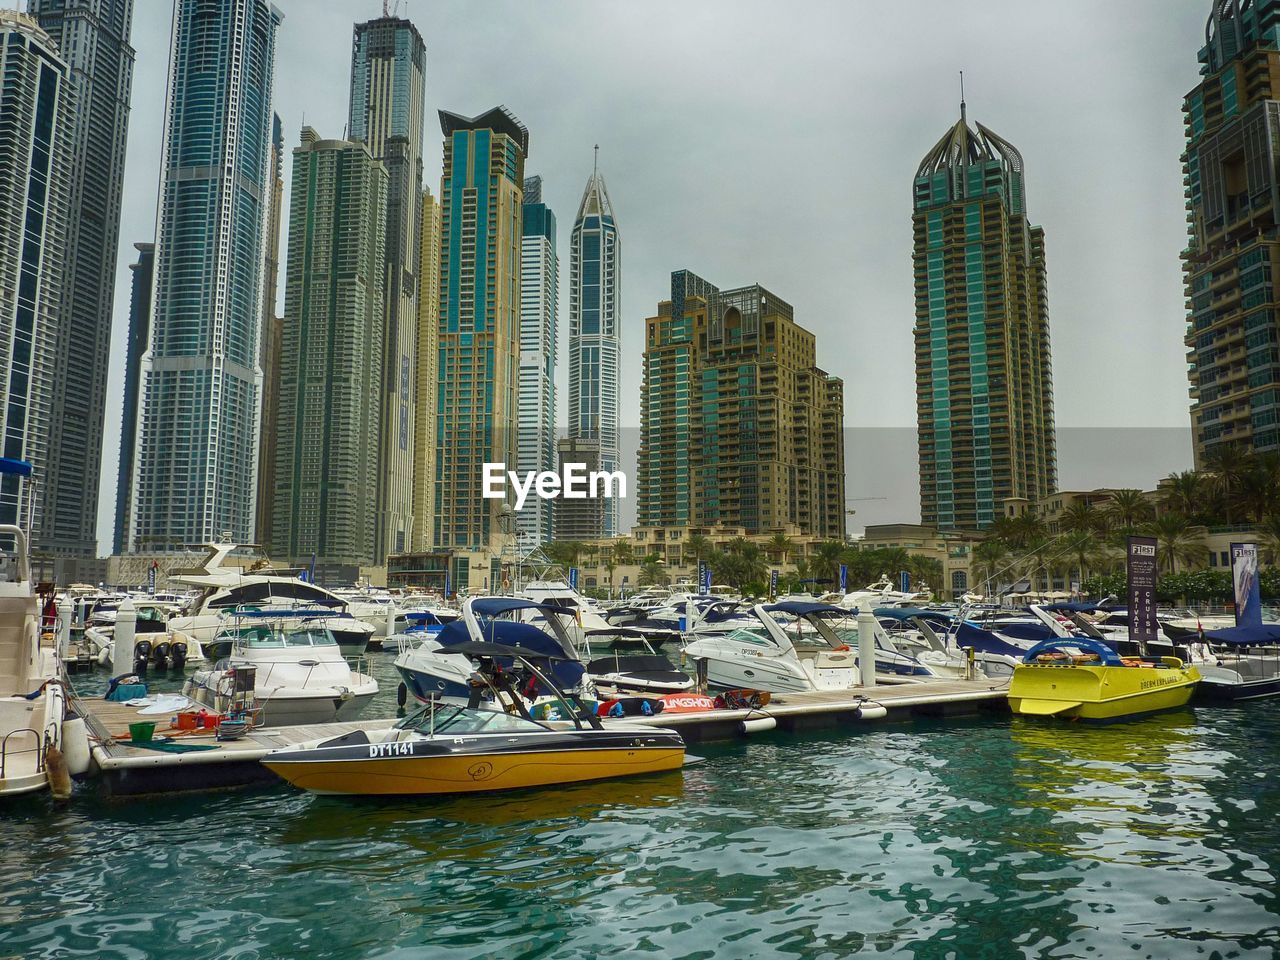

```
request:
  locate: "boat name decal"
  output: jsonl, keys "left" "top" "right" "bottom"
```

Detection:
{"left": 1139, "top": 675, "right": 1182, "bottom": 690}
{"left": 368, "top": 741, "right": 414, "bottom": 758}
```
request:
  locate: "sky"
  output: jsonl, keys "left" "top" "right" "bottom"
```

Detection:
{"left": 87, "top": 0, "right": 1210, "bottom": 551}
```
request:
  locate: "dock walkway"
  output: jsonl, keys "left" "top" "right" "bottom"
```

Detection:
{"left": 73, "top": 676, "right": 1009, "bottom": 799}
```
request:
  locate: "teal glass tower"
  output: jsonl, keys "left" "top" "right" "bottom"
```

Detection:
{"left": 128, "top": 0, "right": 282, "bottom": 552}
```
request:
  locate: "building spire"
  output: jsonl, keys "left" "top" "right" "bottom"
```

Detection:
{"left": 960, "top": 70, "right": 966, "bottom": 122}
{"left": 593, "top": 143, "right": 599, "bottom": 176}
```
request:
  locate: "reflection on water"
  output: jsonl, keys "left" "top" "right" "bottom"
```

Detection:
{"left": 2, "top": 667, "right": 1279, "bottom": 959}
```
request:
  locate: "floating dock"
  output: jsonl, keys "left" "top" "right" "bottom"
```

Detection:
{"left": 72, "top": 676, "right": 1010, "bottom": 799}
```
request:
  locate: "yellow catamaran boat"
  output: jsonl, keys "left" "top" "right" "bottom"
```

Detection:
{"left": 1009, "top": 637, "right": 1200, "bottom": 721}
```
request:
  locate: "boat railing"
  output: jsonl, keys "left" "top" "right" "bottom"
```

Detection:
{"left": 211, "top": 655, "right": 368, "bottom": 696}
{"left": 0, "top": 728, "right": 43, "bottom": 779}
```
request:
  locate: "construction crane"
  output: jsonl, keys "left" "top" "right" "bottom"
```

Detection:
{"left": 845, "top": 496, "right": 887, "bottom": 515}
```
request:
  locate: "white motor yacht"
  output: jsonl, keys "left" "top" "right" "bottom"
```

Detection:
{"left": 184, "top": 619, "right": 378, "bottom": 727}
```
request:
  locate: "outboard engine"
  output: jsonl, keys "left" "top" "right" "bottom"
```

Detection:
{"left": 132, "top": 639, "right": 152, "bottom": 676}
{"left": 170, "top": 640, "right": 188, "bottom": 671}
{"left": 151, "top": 640, "right": 171, "bottom": 671}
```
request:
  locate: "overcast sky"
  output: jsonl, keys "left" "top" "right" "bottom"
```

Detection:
{"left": 85, "top": 0, "right": 1210, "bottom": 550}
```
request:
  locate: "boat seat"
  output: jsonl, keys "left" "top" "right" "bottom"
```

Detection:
{"left": 319, "top": 729, "right": 371, "bottom": 748}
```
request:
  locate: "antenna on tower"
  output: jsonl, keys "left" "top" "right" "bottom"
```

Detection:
{"left": 593, "top": 144, "right": 599, "bottom": 176}
{"left": 382, "top": 0, "right": 389, "bottom": 15}
{"left": 959, "top": 70, "right": 966, "bottom": 122}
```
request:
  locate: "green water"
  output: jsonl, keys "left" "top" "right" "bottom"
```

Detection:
{"left": 2, "top": 655, "right": 1279, "bottom": 959}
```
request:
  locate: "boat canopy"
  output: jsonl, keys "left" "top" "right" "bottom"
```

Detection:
{"left": 1204, "top": 624, "right": 1280, "bottom": 646}
{"left": 438, "top": 640, "right": 562, "bottom": 660}
{"left": 438, "top": 619, "right": 585, "bottom": 689}
{"left": 1038, "top": 601, "right": 1103, "bottom": 613}
{"left": 1021, "top": 636, "right": 1124, "bottom": 666}
{"left": 874, "top": 607, "right": 952, "bottom": 622}
{"left": 762, "top": 601, "right": 848, "bottom": 617}
{"left": 470, "top": 597, "right": 565, "bottom": 618}
{"left": 953, "top": 622, "right": 1039, "bottom": 658}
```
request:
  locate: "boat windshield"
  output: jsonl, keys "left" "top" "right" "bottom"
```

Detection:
{"left": 235, "top": 626, "right": 332, "bottom": 648}
{"left": 396, "top": 703, "right": 548, "bottom": 735}
{"left": 726, "top": 628, "right": 774, "bottom": 647}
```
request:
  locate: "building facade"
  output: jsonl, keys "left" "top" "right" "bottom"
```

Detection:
{"left": 29, "top": 0, "right": 135, "bottom": 558}
{"left": 555, "top": 436, "right": 603, "bottom": 542}
{"left": 271, "top": 129, "right": 387, "bottom": 568}
{"left": 349, "top": 14, "right": 425, "bottom": 560}
{"left": 254, "top": 113, "right": 284, "bottom": 549}
{"left": 113, "top": 241, "right": 153, "bottom": 556}
{"left": 411, "top": 187, "right": 441, "bottom": 553}
{"left": 913, "top": 103, "right": 1057, "bottom": 531}
{"left": 1184, "top": 0, "right": 1280, "bottom": 463}
{"left": 129, "top": 0, "right": 281, "bottom": 552}
{"left": 517, "top": 175, "right": 558, "bottom": 549}
{"left": 568, "top": 161, "right": 621, "bottom": 537}
{"left": 0, "top": 12, "right": 72, "bottom": 536}
{"left": 433, "top": 106, "right": 528, "bottom": 591}
{"left": 638, "top": 270, "right": 846, "bottom": 538}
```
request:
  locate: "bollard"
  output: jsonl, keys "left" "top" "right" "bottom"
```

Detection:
{"left": 114, "top": 596, "right": 136, "bottom": 677}
{"left": 56, "top": 597, "right": 71, "bottom": 662}
{"left": 856, "top": 604, "right": 877, "bottom": 689}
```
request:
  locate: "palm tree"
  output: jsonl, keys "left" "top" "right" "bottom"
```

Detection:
{"left": 544, "top": 540, "right": 585, "bottom": 571}
{"left": 765, "top": 533, "right": 795, "bottom": 564}
{"left": 1235, "top": 453, "right": 1280, "bottom": 523}
{"left": 1260, "top": 514, "right": 1280, "bottom": 567}
{"left": 1059, "top": 501, "right": 1102, "bottom": 536}
{"left": 724, "top": 536, "right": 751, "bottom": 556}
{"left": 1144, "top": 513, "right": 1209, "bottom": 574}
{"left": 1104, "top": 489, "right": 1154, "bottom": 532}
{"left": 637, "top": 560, "right": 670, "bottom": 587}
{"left": 972, "top": 539, "right": 1010, "bottom": 595}
{"left": 813, "top": 540, "right": 846, "bottom": 589}
{"left": 685, "top": 534, "right": 712, "bottom": 565}
{"left": 1160, "top": 471, "right": 1207, "bottom": 520}
{"left": 905, "top": 555, "right": 942, "bottom": 596}
{"left": 1203, "top": 442, "right": 1254, "bottom": 525}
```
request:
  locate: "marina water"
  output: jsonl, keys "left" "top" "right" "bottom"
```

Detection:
{"left": 2, "top": 656, "right": 1278, "bottom": 959}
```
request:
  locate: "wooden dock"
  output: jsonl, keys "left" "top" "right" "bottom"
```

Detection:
{"left": 71, "top": 676, "right": 1009, "bottom": 799}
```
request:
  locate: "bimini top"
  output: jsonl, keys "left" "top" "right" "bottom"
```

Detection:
{"left": 438, "top": 106, "right": 529, "bottom": 153}
{"left": 1039, "top": 601, "right": 1104, "bottom": 613}
{"left": 437, "top": 640, "right": 561, "bottom": 661}
{"left": 1205, "top": 623, "right": 1280, "bottom": 646}
{"left": 874, "top": 607, "right": 953, "bottom": 622}
{"left": 762, "top": 601, "right": 849, "bottom": 617}
{"left": 470, "top": 597, "right": 562, "bottom": 619}
{"left": 1021, "top": 637, "right": 1124, "bottom": 666}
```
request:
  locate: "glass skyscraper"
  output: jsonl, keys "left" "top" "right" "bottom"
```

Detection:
{"left": 569, "top": 162, "right": 621, "bottom": 537}
{"left": 29, "top": 0, "right": 136, "bottom": 559}
{"left": 0, "top": 11, "right": 72, "bottom": 536}
{"left": 113, "top": 241, "right": 153, "bottom": 556}
{"left": 913, "top": 103, "right": 1056, "bottom": 530}
{"left": 349, "top": 14, "right": 425, "bottom": 560}
{"left": 129, "top": 0, "right": 282, "bottom": 552}
{"left": 518, "top": 175, "right": 557, "bottom": 549}
{"left": 434, "top": 106, "right": 527, "bottom": 589}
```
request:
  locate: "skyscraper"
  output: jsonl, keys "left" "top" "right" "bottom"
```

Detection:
{"left": 29, "top": 0, "right": 135, "bottom": 559}
{"left": 255, "top": 113, "right": 284, "bottom": 549}
{"left": 0, "top": 12, "right": 72, "bottom": 535}
{"left": 913, "top": 104, "right": 1056, "bottom": 530}
{"left": 271, "top": 129, "right": 387, "bottom": 571}
{"left": 411, "top": 187, "right": 441, "bottom": 554}
{"left": 569, "top": 157, "right": 621, "bottom": 537}
{"left": 518, "top": 175, "right": 557, "bottom": 549}
{"left": 638, "top": 270, "right": 846, "bottom": 537}
{"left": 113, "top": 241, "right": 153, "bottom": 556}
{"left": 434, "top": 106, "right": 528, "bottom": 589}
{"left": 349, "top": 14, "right": 425, "bottom": 560}
{"left": 1184, "top": 0, "right": 1280, "bottom": 463}
{"left": 129, "top": 0, "right": 281, "bottom": 552}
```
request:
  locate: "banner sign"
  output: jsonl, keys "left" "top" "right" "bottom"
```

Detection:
{"left": 837, "top": 563, "right": 848, "bottom": 593}
{"left": 701, "top": 563, "right": 712, "bottom": 595}
{"left": 769, "top": 568, "right": 779, "bottom": 599}
{"left": 1126, "top": 536, "right": 1159, "bottom": 646}
{"left": 1231, "top": 542, "right": 1262, "bottom": 628}
{"left": 899, "top": 570, "right": 910, "bottom": 593}
{"left": 569, "top": 567, "right": 579, "bottom": 591}
{"left": 146, "top": 561, "right": 157, "bottom": 595}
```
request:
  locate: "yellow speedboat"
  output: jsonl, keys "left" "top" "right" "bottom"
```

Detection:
{"left": 1009, "top": 637, "right": 1200, "bottom": 722}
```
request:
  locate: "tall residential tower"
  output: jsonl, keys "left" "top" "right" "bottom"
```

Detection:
{"left": 29, "top": 0, "right": 136, "bottom": 559}
{"left": 0, "top": 11, "right": 72, "bottom": 535}
{"left": 434, "top": 106, "right": 527, "bottom": 591}
{"left": 349, "top": 14, "right": 426, "bottom": 559}
{"left": 913, "top": 105, "right": 1056, "bottom": 530}
{"left": 1184, "top": 0, "right": 1280, "bottom": 462}
{"left": 517, "top": 175, "right": 558, "bottom": 549}
{"left": 568, "top": 158, "right": 621, "bottom": 537}
{"left": 129, "top": 0, "right": 281, "bottom": 551}
{"left": 271, "top": 129, "right": 387, "bottom": 572}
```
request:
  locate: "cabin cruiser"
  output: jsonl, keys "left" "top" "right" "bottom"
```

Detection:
{"left": 1193, "top": 623, "right": 1280, "bottom": 700}
{"left": 0, "top": 523, "right": 74, "bottom": 797}
{"left": 582, "top": 628, "right": 693, "bottom": 694}
{"left": 520, "top": 580, "right": 612, "bottom": 631}
{"left": 83, "top": 599, "right": 191, "bottom": 669}
{"left": 824, "top": 577, "right": 929, "bottom": 611}
{"left": 394, "top": 596, "right": 595, "bottom": 707}
{"left": 264, "top": 640, "right": 685, "bottom": 796}
{"left": 183, "top": 619, "right": 378, "bottom": 727}
{"left": 166, "top": 543, "right": 374, "bottom": 657}
{"left": 681, "top": 601, "right": 942, "bottom": 693}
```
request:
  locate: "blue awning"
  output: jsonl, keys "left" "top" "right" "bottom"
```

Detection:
{"left": 1204, "top": 624, "right": 1280, "bottom": 646}
{"left": 762, "top": 601, "right": 850, "bottom": 617}
{"left": 470, "top": 597, "right": 561, "bottom": 618}
{"left": 0, "top": 457, "right": 32, "bottom": 477}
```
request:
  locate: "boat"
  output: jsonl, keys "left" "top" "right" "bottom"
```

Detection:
{"left": 262, "top": 640, "right": 687, "bottom": 796}
{"left": 83, "top": 599, "right": 190, "bottom": 669}
{"left": 681, "top": 601, "right": 942, "bottom": 693}
{"left": 582, "top": 628, "right": 694, "bottom": 695}
{"left": 183, "top": 618, "right": 378, "bottom": 726}
{"left": 394, "top": 596, "right": 595, "bottom": 707}
{"left": 1193, "top": 562, "right": 1280, "bottom": 699}
{"left": 0, "top": 521, "right": 74, "bottom": 797}
{"left": 1008, "top": 636, "right": 1200, "bottom": 721}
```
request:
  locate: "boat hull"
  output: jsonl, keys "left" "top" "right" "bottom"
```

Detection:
{"left": 1009, "top": 662, "right": 1200, "bottom": 721}
{"left": 264, "top": 742, "right": 685, "bottom": 796}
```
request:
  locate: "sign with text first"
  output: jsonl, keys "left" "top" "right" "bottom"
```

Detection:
{"left": 1126, "top": 535, "right": 1158, "bottom": 646}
